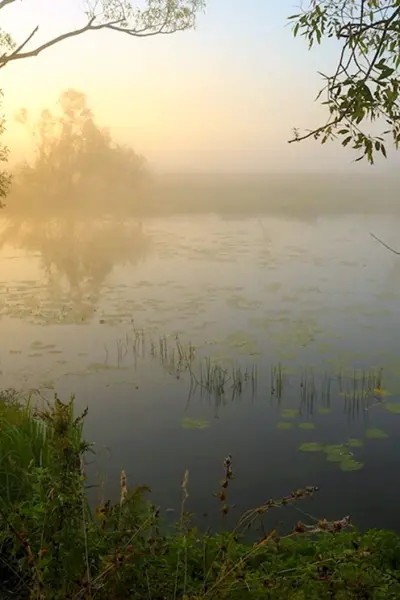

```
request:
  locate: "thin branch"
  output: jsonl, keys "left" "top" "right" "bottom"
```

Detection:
{"left": 370, "top": 231, "right": 400, "bottom": 255}
{"left": 0, "top": 12, "right": 193, "bottom": 69}
{"left": 288, "top": 117, "right": 342, "bottom": 143}
{"left": 0, "top": 0, "right": 16, "bottom": 10}
{"left": 3, "top": 25, "right": 39, "bottom": 59}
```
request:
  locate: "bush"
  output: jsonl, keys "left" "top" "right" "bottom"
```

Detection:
{"left": 1, "top": 393, "right": 400, "bottom": 599}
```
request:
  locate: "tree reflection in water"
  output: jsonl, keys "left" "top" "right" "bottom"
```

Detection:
{"left": 0, "top": 217, "right": 151, "bottom": 323}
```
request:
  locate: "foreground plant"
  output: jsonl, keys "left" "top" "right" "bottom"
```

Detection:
{"left": 1, "top": 393, "right": 400, "bottom": 599}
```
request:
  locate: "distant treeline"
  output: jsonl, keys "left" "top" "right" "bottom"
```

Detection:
{"left": 139, "top": 172, "right": 400, "bottom": 219}
{"left": 6, "top": 88, "right": 399, "bottom": 220}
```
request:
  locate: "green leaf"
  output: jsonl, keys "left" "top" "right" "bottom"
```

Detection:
{"left": 298, "top": 442, "right": 324, "bottom": 452}
{"left": 281, "top": 409, "right": 300, "bottom": 419}
{"left": 340, "top": 458, "right": 364, "bottom": 472}
{"left": 298, "top": 422, "right": 316, "bottom": 430}
{"left": 385, "top": 403, "right": 400, "bottom": 414}
{"left": 365, "top": 428, "right": 388, "bottom": 439}
{"left": 347, "top": 438, "right": 364, "bottom": 448}
{"left": 277, "top": 422, "right": 294, "bottom": 430}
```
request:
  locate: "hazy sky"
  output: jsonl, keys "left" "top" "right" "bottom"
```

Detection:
{"left": 1, "top": 0, "right": 398, "bottom": 172}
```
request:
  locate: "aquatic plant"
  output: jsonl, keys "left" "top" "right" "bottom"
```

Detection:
{"left": 181, "top": 417, "right": 209, "bottom": 430}
{"left": 271, "top": 362, "right": 284, "bottom": 399}
{"left": 276, "top": 422, "right": 294, "bottom": 430}
{"left": 298, "top": 422, "right": 316, "bottom": 430}
{"left": 365, "top": 428, "right": 389, "bottom": 439}
{"left": 298, "top": 442, "right": 324, "bottom": 452}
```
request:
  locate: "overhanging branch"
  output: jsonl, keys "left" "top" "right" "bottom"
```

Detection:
{"left": 0, "top": 2, "right": 202, "bottom": 69}
{"left": 0, "top": 0, "right": 16, "bottom": 10}
{"left": 370, "top": 232, "right": 400, "bottom": 255}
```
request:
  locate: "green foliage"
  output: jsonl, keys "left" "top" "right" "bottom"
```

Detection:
{"left": 288, "top": 0, "right": 400, "bottom": 163}
{"left": 2, "top": 394, "right": 400, "bottom": 599}
{"left": 0, "top": 390, "right": 52, "bottom": 506}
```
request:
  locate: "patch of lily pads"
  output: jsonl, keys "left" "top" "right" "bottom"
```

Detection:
{"left": 299, "top": 440, "right": 364, "bottom": 472}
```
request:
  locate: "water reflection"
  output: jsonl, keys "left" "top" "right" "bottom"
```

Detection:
{"left": 0, "top": 216, "right": 151, "bottom": 323}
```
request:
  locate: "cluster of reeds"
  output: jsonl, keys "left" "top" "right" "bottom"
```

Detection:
{"left": 107, "top": 326, "right": 390, "bottom": 421}
{"left": 270, "top": 363, "right": 284, "bottom": 399}
{"left": 300, "top": 368, "right": 319, "bottom": 411}
{"left": 194, "top": 360, "right": 257, "bottom": 399}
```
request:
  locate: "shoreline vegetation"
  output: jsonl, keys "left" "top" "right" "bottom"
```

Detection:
{"left": 2, "top": 389, "right": 400, "bottom": 599}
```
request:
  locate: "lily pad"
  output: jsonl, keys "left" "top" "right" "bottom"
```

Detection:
{"left": 385, "top": 403, "right": 400, "bottom": 414}
{"left": 324, "top": 444, "right": 345, "bottom": 455}
{"left": 347, "top": 438, "right": 364, "bottom": 448}
{"left": 340, "top": 458, "right": 364, "bottom": 472}
{"left": 181, "top": 418, "right": 209, "bottom": 430}
{"left": 298, "top": 422, "right": 315, "bottom": 430}
{"left": 277, "top": 422, "right": 293, "bottom": 430}
{"left": 317, "top": 407, "right": 332, "bottom": 415}
{"left": 365, "top": 428, "right": 388, "bottom": 439}
{"left": 299, "top": 442, "right": 324, "bottom": 452}
{"left": 281, "top": 409, "right": 299, "bottom": 419}
{"left": 326, "top": 452, "right": 348, "bottom": 463}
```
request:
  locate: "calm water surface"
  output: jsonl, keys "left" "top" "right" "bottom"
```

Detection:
{"left": 1, "top": 212, "right": 400, "bottom": 532}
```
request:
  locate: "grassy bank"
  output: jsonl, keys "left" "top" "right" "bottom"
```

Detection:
{"left": 1, "top": 390, "right": 400, "bottom": 599}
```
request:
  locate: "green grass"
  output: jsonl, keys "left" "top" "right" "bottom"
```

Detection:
{"left": 1, "top": 391, "right": 400, "bottom": 599}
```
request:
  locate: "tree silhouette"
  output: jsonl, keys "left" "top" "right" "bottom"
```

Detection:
{"left": 11, "top": 89, "right": 149, "bottom": 216}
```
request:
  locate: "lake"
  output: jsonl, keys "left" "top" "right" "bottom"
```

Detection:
{"left": 1, "top": 211, "right": 400, "bottom": 533}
